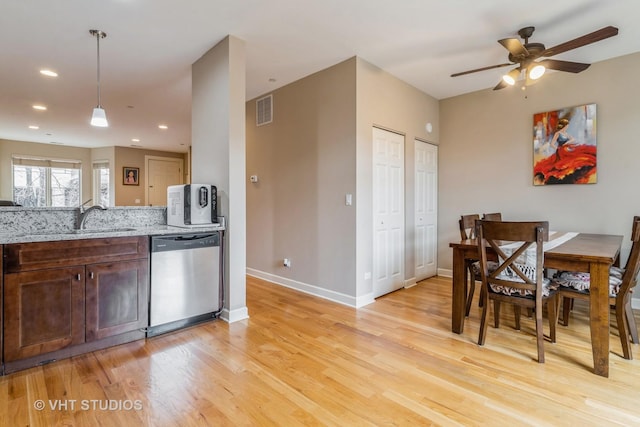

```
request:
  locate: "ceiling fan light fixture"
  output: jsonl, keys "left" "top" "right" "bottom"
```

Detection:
{"left": 89, "top": 29, "right": 108, "bottom": 127}
{"left": 502, "top": 69, "right": 520, "bottom": 85}
{"left": 529, "top": 64, "right": 546, "bottom": 80}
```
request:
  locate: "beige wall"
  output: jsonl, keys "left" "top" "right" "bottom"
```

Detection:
{"left": 247, "top": 57, "right": 357, "bottom": 300}
{"left": 246, "top": 56, "right": 439, "bottom": 305}
{"left": 1, "top": 140, "right": 185, "bottom": 207}
{"left": 439, "top": 52, "right": 640, "bottom": 278}
{"left": 356, "top": 58, "right": 440, "bottom": 300}
{"left": 0, "top": 139, "right": 92, "bottom": 202}
{"left": 192, "top": 35, "right": 247, "bottom": 322}
{"left": 114, "top": 146, "right": 186, "bottom": 206}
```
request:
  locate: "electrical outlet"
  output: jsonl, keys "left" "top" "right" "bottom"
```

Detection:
{"left": 283, "top": 258, "right": 291, "bottom": 268}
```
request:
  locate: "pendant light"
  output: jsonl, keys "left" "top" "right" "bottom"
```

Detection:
{"left": 90, "top": 29, "right": 108, "bottom": 127}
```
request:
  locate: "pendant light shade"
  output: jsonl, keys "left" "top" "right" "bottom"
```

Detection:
{"left": 90, "top": 29, "right": 108, "bottom": 127}
{"left": 91, "top": 107, "right": 108, "bottom": 127}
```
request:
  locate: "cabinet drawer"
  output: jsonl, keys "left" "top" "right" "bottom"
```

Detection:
{"left": 4, "top": 236, "right": 149, "bottom": 273}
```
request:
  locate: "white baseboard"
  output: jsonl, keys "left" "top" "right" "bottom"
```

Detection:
{"left": 436, "top": 268, "right": 640, "bottom": 309}
{"left": 404, "top": 277, "right": 417, "bottom": 288}
{"left": 219, "top": 307, "right": 249, "bottom": 323}
{"left": 438, "top": 268, "right": 452, "bottom": 278}
{"left": 247, "top": 268, "right": 374, "bottom": 308}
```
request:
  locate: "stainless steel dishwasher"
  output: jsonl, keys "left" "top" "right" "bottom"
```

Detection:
{"left": 147, "top": 231, "right": 223, "bottom": 337}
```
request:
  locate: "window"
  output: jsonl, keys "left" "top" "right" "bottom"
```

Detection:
{"left": 12, "top": 156, "right": 81, "bottom": 207}
{"left": 92, "top": 161, "right": 110, "bottom": 206}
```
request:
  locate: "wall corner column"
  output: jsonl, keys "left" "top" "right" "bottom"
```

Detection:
{"left": 192, "top": 35, "right": 248, "bottom": 322}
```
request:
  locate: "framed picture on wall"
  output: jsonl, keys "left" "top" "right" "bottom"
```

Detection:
{"left": 532, "top": 103, "right": 597, "bottom": 185}
{"left": 123, "top": 167, "right": 139, "bottom": 185}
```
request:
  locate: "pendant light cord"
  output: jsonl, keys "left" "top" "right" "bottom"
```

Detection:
{"left": 96, "top": 31, "right": 101, "bottom": 108}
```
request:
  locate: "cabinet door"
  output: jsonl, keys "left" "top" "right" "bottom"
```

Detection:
{"left": 4, "top": 267, "right": 85, "bottom": 362}
{"left": 85, "top": 259, "right": 149, "bottom": 341}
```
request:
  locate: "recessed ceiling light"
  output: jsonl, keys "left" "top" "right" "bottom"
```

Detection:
{"left": 28, "top": 125, "right": 39, "bottom": 130}
{"left": 40, "top": 69, "right": 58, "bottom": 77}
{"left": 131, "top": 138, "right": 140, "bottom": 142}
{"left": 158, "top": 124, "right": 168, "bottom": 130}
{"left": 33, "top": 105, "right": 47, "bottom": 111}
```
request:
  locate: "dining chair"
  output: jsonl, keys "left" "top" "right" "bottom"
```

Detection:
{"left": 553, "top": 216, "right": 640, "bottom": 359}
{"left": 482, "top": 212, "right": 502, "bottom": 221}
{"left": 476, "top": 220, "right": 559, "bottom": 363}
{"left": 459, "top": 214, "right": 483, "bottom": 316}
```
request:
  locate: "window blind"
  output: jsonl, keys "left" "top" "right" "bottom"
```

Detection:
{"left": 12, "top": 156, "right": 82, "bottom": 170}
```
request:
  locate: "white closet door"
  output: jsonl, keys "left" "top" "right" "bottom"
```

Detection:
{"left": 373, "top": 127, "right": 405, "bottom": 298}
{"left": 414, "top": 140, "right": 438, "bottom": 281}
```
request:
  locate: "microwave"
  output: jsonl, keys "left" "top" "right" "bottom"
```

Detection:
{"left": 167, "top": 184, "right": 218, "bottom": 227}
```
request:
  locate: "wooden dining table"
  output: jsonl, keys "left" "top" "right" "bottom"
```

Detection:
{"left": 450, "top": 232, "right": 623, "bottom": 377}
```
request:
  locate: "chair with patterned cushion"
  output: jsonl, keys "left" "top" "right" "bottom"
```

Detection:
{"left": 459, "top": 214, "right": 482, "bottom": 316}
{"left": 553, "top": 216, "right": 640, "bottom": 359}
{"left": 476, "top": 220, "right": 559, "bottom": 363}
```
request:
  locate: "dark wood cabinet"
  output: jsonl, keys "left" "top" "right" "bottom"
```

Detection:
{"left": 4, "top": 266, "right": 86, "bottom": 362}
{"left": 2, "top": 236, "right": 149, "bottom": 371}
{"left": 86, "top": 259, "right": 148, "bottom": 341}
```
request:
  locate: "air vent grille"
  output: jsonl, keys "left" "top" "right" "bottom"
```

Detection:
{"left": 256, "top": 94, "right": 273, "bottom": 126}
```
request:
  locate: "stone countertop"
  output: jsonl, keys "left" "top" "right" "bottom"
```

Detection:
{"left": 0, "top": 224, "right": 225, "bottom": 245}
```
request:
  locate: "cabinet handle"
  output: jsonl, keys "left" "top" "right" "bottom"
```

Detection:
{"left": 76, "top": 273, "right": 81, "bottom": 281}
{"left": 89, "top": 271, "right": 94, "bottom": 279}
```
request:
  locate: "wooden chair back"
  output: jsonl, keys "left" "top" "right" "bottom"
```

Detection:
{"left": 482, "top": 212, "right": 502, "bottom": 221}
{"left": 619, "top": 216, "right": 640, "bottom": 298}
{"left": 459, "top": 214, "right": 480, "bottom": 240}
{"left": 477, "top": 220, "right": 549, "bottom": 301}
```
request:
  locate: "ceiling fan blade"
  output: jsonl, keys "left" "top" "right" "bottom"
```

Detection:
{"left": 541, "top": 26, "right": 619, "bottom": 57}
{"left": 451, "top": 62, "right": 512, "bottom": 77}
{"left": 538, "top": 59, "right": 591, "bottom": 73}
{"left": 498, "top": 38, "right": 529, "bottom": 57}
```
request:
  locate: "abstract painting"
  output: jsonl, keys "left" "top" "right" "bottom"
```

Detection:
{"left": 533, "top": 103, "right": 597, "bottom": 185}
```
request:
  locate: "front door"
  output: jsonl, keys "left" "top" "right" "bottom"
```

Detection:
{"left": 146, "top": 157, "right": 183, "bottom": 206}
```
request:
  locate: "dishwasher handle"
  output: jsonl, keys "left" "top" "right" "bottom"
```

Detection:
{"left": 151, "top": 232, "right": 220, "bottom": 252}
{"left": 174, "top": 234, "right": 215, "bottom": 241}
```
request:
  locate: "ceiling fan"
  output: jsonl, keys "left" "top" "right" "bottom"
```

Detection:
{"left": 451, "top": 25, "right": 619, "bottom": 90}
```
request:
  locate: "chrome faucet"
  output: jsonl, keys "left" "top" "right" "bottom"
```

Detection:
{"left": 76, "top": 203, "right": 107, "bottom": 229}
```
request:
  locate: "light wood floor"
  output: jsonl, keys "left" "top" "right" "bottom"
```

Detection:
{"left": 1, "top": 275, "right": 639, "bottom": 426}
